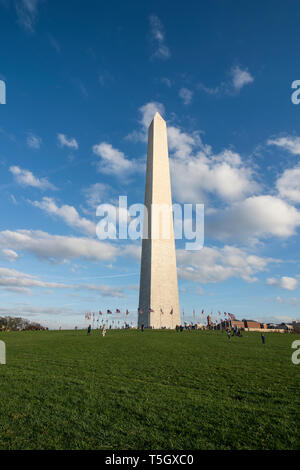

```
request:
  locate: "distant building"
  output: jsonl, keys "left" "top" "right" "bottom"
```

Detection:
{"left": 293, "top": 321, "right": 300, "bottom": 333}
{"left": 231, "top": 320, "right": 245, "bottom": 329}
{"left": 244, "top": 320, "right": 261, "bottom": 329}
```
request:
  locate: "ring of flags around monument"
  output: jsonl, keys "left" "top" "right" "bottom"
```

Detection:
{"left": 84, "top": 309, "right": 237, "bottom": 327}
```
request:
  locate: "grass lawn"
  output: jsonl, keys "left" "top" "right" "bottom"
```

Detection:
{"left": 0, "top": 329, "right": 299, "bottom": 450}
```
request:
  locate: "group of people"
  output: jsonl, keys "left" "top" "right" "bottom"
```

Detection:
{"left": 87, "top": 324, "right": 107, "bottom": 337}
{"left": 87, "top": 323, "right": 266, "bottom": 344}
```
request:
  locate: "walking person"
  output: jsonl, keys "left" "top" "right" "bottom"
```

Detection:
{"left": 87, "top": 324, "right": 91, "bottom": 335}
{"left": 141, "top": 322, "right": 144, "bottom": 332}
{"left": 261, "top": 333, "right": 265, "bottom": 345}
{"left": 227, "top": 329, "right": 231, "bottom": 340}
{"left": 102, "top": 324, "right": 106, "bottom": 337}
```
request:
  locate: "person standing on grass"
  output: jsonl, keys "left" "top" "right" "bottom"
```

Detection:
{"left": 87, "top": 324, "right": 91, "bottom": 335}
{"left": 102, "top": 324, "right": 106, "bottom": 337}
{"left": 261, "top": 333, "right": 265, "bottom": 345}
{"left": 227, "top": 329, "right": 231, "bottom": 340}
{"left": 141, "top": 323, "right": 145, "bottom": 332}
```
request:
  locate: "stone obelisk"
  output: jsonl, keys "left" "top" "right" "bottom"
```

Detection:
{"left": 138, "top": 112, "right": 180, "bottom": 329}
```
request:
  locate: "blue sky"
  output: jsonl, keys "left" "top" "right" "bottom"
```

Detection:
{"left": 0, "top": 0, "right": 300, "bottom": 328}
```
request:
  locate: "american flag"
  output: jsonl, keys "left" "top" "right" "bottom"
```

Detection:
{"left": 201, "top": 309, "right": 204, "bottom": 315}
{"left": 228, "top": 313, "right": 236, "bottom": 320}
{"left": 116, "top": 309, "right": 121, "bottom": 313}
{"left": 107, "top": 309, "right": 112, "bottom": 314}
{"left": 138, "top": 308, "right": 143, "bottom": 315}
{"left": 149, "top": 308, "right": 155, "bottom": 313}
{"left": 170, "top": 308, "right": 173, "bottom": 315}
{"left": 160, "top": 308, "right": 164, "bottom": 315}
{"left": 99, "top": 311, "right": 103, "bottom": 316}
{"left": 126, "top": 309, "right": 129, "bottom": 316}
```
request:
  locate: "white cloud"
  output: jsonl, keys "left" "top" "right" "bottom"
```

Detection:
{"left": 9, "top": 166, "right": 56, "bottom": 191}
{"left": 93, "top": 142, "right": 132, "bottom": 175}
{"left": 0, "top": 267, "right": 124, "bottom": 297}
{"left": 267, "top": 136, "right": 300, "bottom": 155}
{"left": 231, "top": 66, "right": 254, "bottom": 91}
{"left": 198, "top": 65, "right": 254, "bottom": 96}
{"left": 32, "top": 197, "right": 96, "bottom": 236}
{"left": 15, "top": 0, "right": 41, "bottom": 32}
{"left": 0, "top": 267, "right": 69, "bottom": 290}
{"left": 0, "top": 230, "right": 119, "bottom": 263}
{"left": 27, "top": 132, "right": 41, "bottom": 149}
{"left": 276, "top": 164, "right": 300, "bottom": 203}
{"left": 177, "top": 245, "right": 277, "bottom": 284}
{"left": 179, "top": 88, "right": 193, "bottom": 105}
{"left": 168, "top": 125, "right": 200, "bottom": 159}
{"left": 149, "top": 14, "right": 170, "bottom": 60}
{"left": 92, "top": 142, "right": 144, "bottom": 176}
{"left": 126, "top": 101, "right": 166, "bottom": 142}
{"left": 57, "top": 133, "right": 78, "bottom": 150}
{"left": 82, "top": 183, "right": 111, "bottom": 208}
{"left": 127, "top": 101, "right": 259, "bottom": 205}
{"left": 1, "top": 249, "right": 19, "bottom": 262}
{"left": 171, "top": 146, "right": 258, "bottom": 203}
{"left": 140, "top": 101, "right": 165, "bottom": 129}
{"left": 207, "top": 195, "right": 300, "bottom": 243}
{"left": 267, "top": 276, "right": 298, "bottom": 291}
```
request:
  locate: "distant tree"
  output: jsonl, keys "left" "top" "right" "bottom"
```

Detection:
{"left": 0, "top": 316, "right": 45, "bottom": 331}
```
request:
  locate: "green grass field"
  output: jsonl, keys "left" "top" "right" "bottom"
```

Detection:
{"left": 0, "top": 329, "right": 299, "bottom": 450}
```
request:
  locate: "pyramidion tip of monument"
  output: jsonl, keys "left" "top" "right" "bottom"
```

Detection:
{"left": 154, "top": 111, "right": 164, "bottom": 119}
{"left": 151, "top": 111, "right": 165, "bottom": 126}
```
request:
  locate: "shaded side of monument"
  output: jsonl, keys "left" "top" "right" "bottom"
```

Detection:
{"left": 138, "top": 112, "right": 180, "bottom": 329}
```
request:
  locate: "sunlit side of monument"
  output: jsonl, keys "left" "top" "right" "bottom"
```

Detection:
{"left": 138, "top": 112, "right": 180, "bottom": 329}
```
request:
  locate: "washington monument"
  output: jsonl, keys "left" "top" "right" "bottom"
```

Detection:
{"left": 138, "top": 112, "right": 180, "bottom": 329}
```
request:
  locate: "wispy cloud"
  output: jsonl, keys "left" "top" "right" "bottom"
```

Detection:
{"left": 1, "top": 248, "right": 19, "bottom": 262}
{"left": 161, "top": 77, "right": 172, "bottom": 87}
{"left": 47, "top": 33, "right": 61, "bottom": 53}
{"left": 9, "top": 165, "right": 57, "bottom": 191}
{"left": 275, "top": 297, "right": 300, "bottom": 308}
{"left": 198, "top": 65, "right": 254, "bottom": 96}
{"left": 0, "top": 267, "right": 124, "bottom": 297}
{"left": 0, "top": 229, "right": 138, "bottom": 264}
{"left": 82, "top": 182, "right": 112, "bottom": 209}
{"left": 15, "top": 0, "right": 42, "bottom": 33}
{"left": 267, "top": 136, "right": 300, "bottom": 155}
{"left": 57, "top": 133, "right": 79, "bottom": 150}
{"left": 27, "top": 132, "right": 42, "bottom": 149}
{"left": 32, "top": 197, "right": 96, "bottom": 236}
{"left": 149, "top": 14, "right": 170, "bottom": 60}
{"left": 179, "top": 87, "right": 193, "bottom": 105}
{"left": 230, "top": 66, "right": 254, "bottom": 91}
{"left": 267, "top": 276, "right": 298, "bottom": 291}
